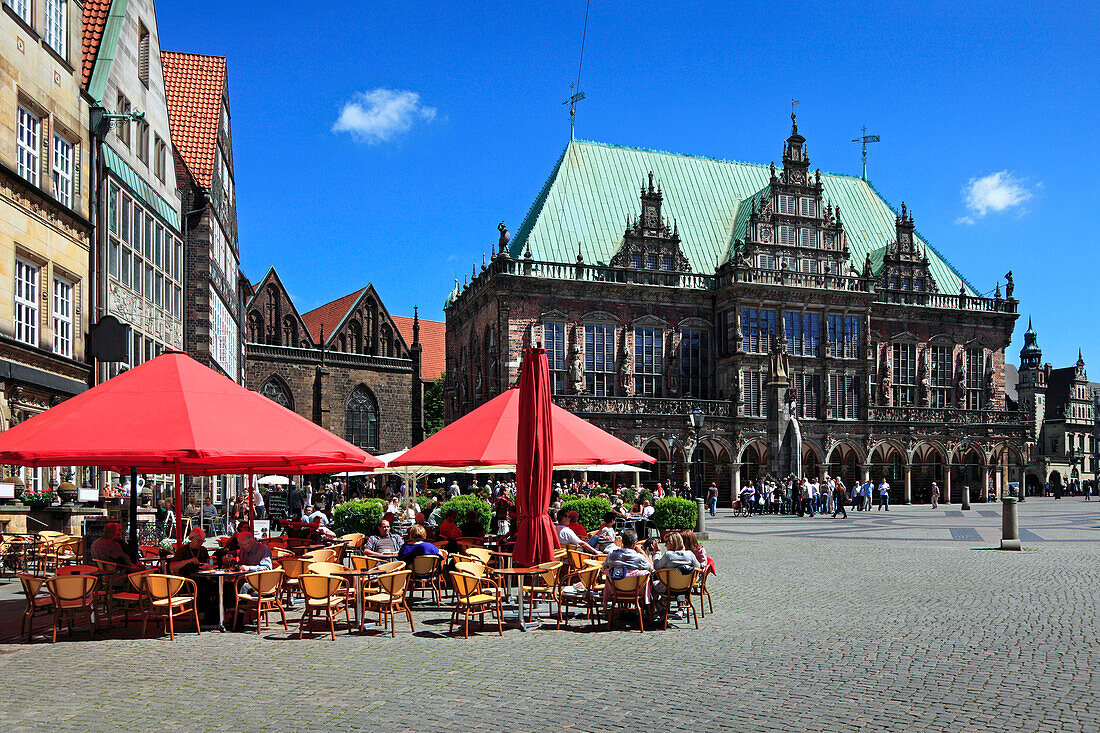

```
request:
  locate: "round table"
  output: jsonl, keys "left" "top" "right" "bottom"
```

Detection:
{"left": 331, "top": 568, "right": 383, "bottom": 633}
{"left": 194, "top": 569, "right": 244, "bottom": 631}
{"left": 490, "top": 566, "right": 549, "bottom": 631}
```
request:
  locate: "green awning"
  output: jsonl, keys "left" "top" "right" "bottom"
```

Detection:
{"left": 102, "top": 144, "right": 181, "bottom": 234}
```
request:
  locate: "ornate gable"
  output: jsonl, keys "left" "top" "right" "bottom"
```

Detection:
{"left": 244, "top": 268, "right": 313, "bottom": 348}
{"left": 609, "top": 172, "right": 692, "bottom": 272}
{"left": 878, "top": 203, "right": 938, "bottom": 295}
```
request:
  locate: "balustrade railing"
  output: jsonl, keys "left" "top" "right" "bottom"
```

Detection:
{"left": 553, "top": 394, "right": 733, "bottom": 418}
{"left": 867, "top": 405, "right": 1025, "bottom": 426}
{"left": 246, "top": 342, "right": 411, "bottom": 369}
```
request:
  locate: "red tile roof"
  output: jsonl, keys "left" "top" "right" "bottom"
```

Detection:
{"left": 393, "top": 316, "right": 446, "bottom": 382}
{"left": 81, "top": 0, "right": 112, "bottom": 90}
{"left": 300, "top": 289, "right": 366, "bottom": 344}
{"left": 161, "top": 51, "right": 226, "bottom": 188}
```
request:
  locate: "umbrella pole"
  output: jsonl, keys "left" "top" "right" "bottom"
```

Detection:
{"left": 129, "top": 466, "right": 139, "bottom": 563}
{"left": 174, "top": 467, "right": 183, "bottom": 547}
{"left": 247, "top": 471, "right": 254, "bottom": 535}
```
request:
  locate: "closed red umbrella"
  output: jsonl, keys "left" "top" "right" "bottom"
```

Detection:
{"left": 391, "top": 389, "right": 655, "bottom": 468}
{"left": 0, "top": 351, "right": 381, "bottom": 546}
{"left": 513, "top": 348, "right": 559, "bottom": 567}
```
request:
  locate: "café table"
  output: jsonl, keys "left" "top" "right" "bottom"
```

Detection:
{"left": 195, "top": 568, "right": 245, "bottom": 632}
{"left": 331, "top": 567, "right": 384, "bottom": 633}
{"left": 489, "top": 566, "right": 547, "bottom": 632}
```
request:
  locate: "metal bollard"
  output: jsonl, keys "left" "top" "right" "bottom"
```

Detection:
{"left": 696, "top": 498, "right": 708, "bottom": 539}
{"left": 1000, "top": 496, "right": 1021, "bottom": 550}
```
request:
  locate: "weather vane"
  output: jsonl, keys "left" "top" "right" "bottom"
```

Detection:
{"left": 852, "top": 125, "right": 881, "bottom": 181}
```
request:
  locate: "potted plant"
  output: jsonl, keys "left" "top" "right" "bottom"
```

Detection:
{"left": 560, "top": 497, "right": 612, "bottom": 532}
{"left": 650, "top": 497, "right": 697, "bottom": 539}
{"left": 20, "top": 486, "right": 58, "bottom": 509}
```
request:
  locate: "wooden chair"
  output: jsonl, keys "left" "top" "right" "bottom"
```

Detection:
{"left": 376, "top": 560, "right": 405, "bottom": 574}
{"left": 339, "top": 533, "right": 365, "bottom": 553}
{"left": 51, "top": 537, "right": 82, "bottom": 573}
{"left": 606, "top": 574, "right": 648, "bottom": 632}
{"left": 559, "top": 566, "right": 603, "bottom": 627}
{"left": 465, "top": 547, "right": 492, "bottom": 565}
{"left": 234, "top": 569, "right": 287, "bottom": 634}
{"left": 276, "top": 557, "right": 313, "bottom": 606}
{"left": 298, "top": 572, "right": 349, "bottom": 640}
{"left": 654, "top": 567, "right": 699, "bottom": 629}
{"left": 113, "top": 569, "right": 154, "bottom": 626}
{"left": 565, "top": 547, "right": 593, "bottom": 573}
{"left": 301, "top": 548, "right": 336, "bottom": 564}
{"left": 56, "top": 564, "right": 99, "bottom": 576}
{"left": 409, "top": 554, "right": 442, "bottom": 604}
{"left": 142, "top": 574, "right": 201, "bottom": 640}
{"left": 364, "top": 570, "right": 414, "bottom": 637}
{"left": 270, "top": 546, "right": 295, "bottom": 560}
{"left": 305, "top": 561, "right": 346, "bottom": 577}
{"left": 328, "top": 542, "right": 349, "bottom": 564}
{"left": 522, "top": 561, "right": 564, "bottom": 627}
{"left": 692, "top": 564, "right": 714, "bottom": 617}
{"left": 18, "top": 573, "right": 54, "bottom": 641}
{"left": 449, "top": 570, "right": 503, "bottom": 638}
{"left": 453, "top": 561, "right": 487, "bottom": 578}
{"left": 138, "top": 545, "right": 163, "bottom": 567}
{"left": 44, "top": 574, "right": 99, "bottom": 643}
{"left": 456, "top": 537, "right": 485, "bottom": 551}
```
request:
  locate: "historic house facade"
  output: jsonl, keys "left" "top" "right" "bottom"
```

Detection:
{"left": 445, "top": 118, "right": 1026, "bottom": 504}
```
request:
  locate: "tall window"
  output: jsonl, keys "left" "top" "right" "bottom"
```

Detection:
{"left": 930, "top": 345, "right": 953, "bottom": 408}
{"left": 5, "top": 0, "right": 30, "bottom": 23}
{"left": 43, "top": 0, "right": 67, "bottom": 54}
{"left": 137, "top": 121, "right": 150, "bottom": 165}
{"left": 784, "top": 312, "right": 820, "bottom": 357}
{"left": 154, "top": 137, "right": 166, "bottom": 181}
{"left": 210, "top": 287, "right": 239, "bottom": 378}
{"left": 791, "top": 372, "right": 820, "bottom": 419}
{"left": 827, "top": 315, "right": 860, "bottom": 359}
{"left": 777, "top": 194, "right": 795, "bottom": 214}
{"left": 785, "top": 311, "right": 802, "bottom": 355}
{"left": 544, "top": 322, "right": 566, "bottom": 395}
{"left": 138, "top": 23, "right": 150, "bottom": 86}
{"left": 52, "top": 135, "right": 73, "bottom": 208}
{"left": 829, "top": 373, "right": 860, "bottom": 419}
{"left": 345, "top": 386, "right": 379, "bottom": 451}
{"left": 17, "top": 105, "right": 40, "bottom": 185}
{"left": 52, "top": 276, "right": 72, "bottom": 358}
{"left": 633, "top": 327, "right": 663, "bottom": 396}
{"left": 799, "top": 197, "right": 817, "bottom": 217}
{"left": 584, "top": 324, "right": 615, "bottom": 396}
{"left": 679, "top": 329, "right": 709, "bottom": 398}
{"left": 966, "top": 348, "right": 983, "bottom": 410}
{"left": 891, "top": 343, "right": 917, "bottom": 406}
{"left": 800, "top": 228, "right": 817, "bottom": 248}
{"left": 778, "top": 225, "right": 796, "bottom": 246}
{"left": 741, "top": 308, "right": 776, "bottom": 354}
{"left": 742, "top": 369, "right": 766, "bottom": 417}
{"left": 14, "top": 259, "right": 39, "bottom": 346}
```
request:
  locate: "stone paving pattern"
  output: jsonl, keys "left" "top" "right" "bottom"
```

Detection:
{"left": 0, "top": 499, "right": 1097, "bottom": 732}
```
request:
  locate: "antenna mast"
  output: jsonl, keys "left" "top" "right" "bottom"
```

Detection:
{"left": 851, "top": 125, "right": 881, "bottom": 181}
{"left": 562, "top": 0, "right": 591, "bottom": 140}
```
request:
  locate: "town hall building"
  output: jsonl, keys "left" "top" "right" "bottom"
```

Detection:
{"left": 444, "top": 117, "right": 1027, "bottom": 505}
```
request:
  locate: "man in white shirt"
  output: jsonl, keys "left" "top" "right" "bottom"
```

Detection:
{"left": 555, "top": 509, "right": 599, "bottom": 553}
{"left": 878, "top": 480, "right": 891, "bottom": 511}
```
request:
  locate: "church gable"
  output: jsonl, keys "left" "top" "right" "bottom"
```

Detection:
{"left": 244, "top": 268, "right": 313, "bottom": 348}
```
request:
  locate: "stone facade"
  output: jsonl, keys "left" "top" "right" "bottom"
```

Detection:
{"left": 243, "top": 268, "right": 424, "bottom": 455}
{"left": 446, "top": 121, "right": 1027, "bottom": 505}
{"left": 1, "top": 0, "right": 93, "bottom": 490}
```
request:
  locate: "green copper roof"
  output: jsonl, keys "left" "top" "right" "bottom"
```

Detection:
{"left": 103, "top": 144, "right": 181, "bottom": 233}
{"left": 87, "top": 0, "right": 129, "bottom": 103}
{"left": 508, "top": 140, "right": 976, "bottom": 295}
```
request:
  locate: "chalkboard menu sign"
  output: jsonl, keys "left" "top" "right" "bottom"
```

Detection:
{"left": 265, "top": 490, "right": 288, "bottom": 520}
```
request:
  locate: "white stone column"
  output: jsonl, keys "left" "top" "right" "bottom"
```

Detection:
{"left": 944, "top": 466, "right": 952, "bottom": 505}
{"left": 904, "top": 465, "right": 912, "bottom": 504}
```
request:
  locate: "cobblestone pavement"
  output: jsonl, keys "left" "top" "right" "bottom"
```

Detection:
{"left": 1, "top": 499, "right": 1097, "bottom": 732}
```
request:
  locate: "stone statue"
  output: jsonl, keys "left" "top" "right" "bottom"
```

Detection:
{"left": 497, "top": 222, "right": 510, "bottom": 256}
{"left": 618, "top": 339, "right": 633, "bottom": 395}
{"left": 879, "top": 350, "right": 892, "bottom": 405}
{"left": 733, "top": 309, "right": 744, "bottom": 349}
{"left": 983, "top": 360, "right": 995, "bottom": 408}
{"left": 1004, "top": 270, "right": 1014, "bottom": 299}
{"left": 918, "top": 348, "right": 931, "bottom": 407}
{"left": 664, "top": 347, "right": 680, "bottom": 396}
{"left": 954, "top": 350, "right": 966, "bottom": 405}
{"left": 768, "top": 335, "right": 790, "bottom": 383}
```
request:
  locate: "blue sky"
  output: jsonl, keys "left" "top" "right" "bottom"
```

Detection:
{"left": 156, "top": 1, "right": 1099, "bottom": 369}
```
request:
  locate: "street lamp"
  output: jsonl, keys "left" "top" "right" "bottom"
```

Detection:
{"left": 686, "top": 408, "right": 705, "bottom": 499}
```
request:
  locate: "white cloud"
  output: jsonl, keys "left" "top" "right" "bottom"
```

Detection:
{"left": 960, "top": 170, "right": 1034, "bottom": 220}
{"left": 332, "top": 88, "right": 437, "bottom": 144}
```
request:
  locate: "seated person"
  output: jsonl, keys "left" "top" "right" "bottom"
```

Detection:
{"left": 591, "top": 512, "right": 618, "bottom": 553}
{"left": 566, "top": 511, "right": 588, "bottom": 540}
{"left": 302, "top": 504, "right": 329, "bottom": 525}
{"left": 201, "top": 497, "right": 218, "bottom": 521}
{"left": 610, "top": 499, "right": 630, "bottom": 519}
{"left": 438, "top": 509, "right": 461, "bottom": 552}
{"left": 90, "top": 522, "right": 143, "bottom": 575}
{"left": 555, "top": 509, "right": 599, "bottom": 553}
{"left": 397, "top": 523, "right": 444, "bottom": 565}
{"left": 652, "top": 531, "right": 700, "bottom": 597}
{"left": 601, "top": 530, "right": 653, "bottom": 612}
{"left": 170, "top": 528, "right": 211, "bottom": 576}
{"left": 183, "top": 499, "right": 199, "bottom": 518}
{"left": 307, "top": 516, "right": 337, "bottom": 544}
{"left": 459, "top": 509, "right": 485, "bottom": 539}
{"left": 640, "top": 500, "right": 655, "bottom": 519}
{"left": 235, "top": 532, "right": 272, "bottom": 573}
{"left": 363, "top": 518, "right": 404, "bottom": 557}
{"left": 426, "top": 502, "right": 445, "bottom": 529}
{"left": 638, "top": 537, "right": 661, "bottom": 562}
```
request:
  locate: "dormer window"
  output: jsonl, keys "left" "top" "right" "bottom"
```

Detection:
{"left": 778, "top": 194, "right": 796, "bottom": 215}
{"left": 660, "top": 256, "right": 673, "bottom": 271}
{"left": 646, "top": 254, "right": 658, "bottom": 270}
{"left": 778, "top": 225, "right": 796, "bottom": 246}
{"left": 799, "top": 197, "right": 817, "bottom": 217}
{"left": 631, "top": 253, "right": 641, "bottom": 269}
{"left": 800, "top": 228, "right": 817, "bottom": 248}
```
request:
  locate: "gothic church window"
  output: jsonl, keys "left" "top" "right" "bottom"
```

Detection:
{"left": 260, "top": 377, "right": 293, "bottom": 410}
{"left": 345, "top": 385, "right": 379, "bottom": 451}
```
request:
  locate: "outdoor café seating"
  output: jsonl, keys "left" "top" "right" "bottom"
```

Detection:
{"left": 521, "top": 561, "right": 564, "bottom": 627}
{"left": 364, "top": 569, "right": 414, "bottom": 637}
{"left": 558, "top": 566, "right": 603, "bottom": 627}
{"left": 409, "top": 554, "right": 442, "bottom": 604}
{"left": 654, "top": 567, "right": 699, "bottom": 630}
{"left": 298, "top": 572, "right": 349, "bottom": 640}
{"left": 234, "top": 569, "right": 287, "bottom": 634}
{"left": 142, "top": 574, "right": 201, "bottom": 640}
{"left": 448, "top": 570, "right": 503, "bottom": 638}
{"left": 18, "top": 573, "right": 54, "bottom": 641}
{"left": 276, "top": 557, "right": 312, "bottom": 605}
{"left": 605, "top": 575, "right": 648, "bottom": 632}
{"left": 692, "top": 565, "right": 715, "bottom": 617}
{"left": 45, "top": 574, "right": 99, "bottom": 643}
{"left": 113, "top": 569, "right": 154, "bottom": 625}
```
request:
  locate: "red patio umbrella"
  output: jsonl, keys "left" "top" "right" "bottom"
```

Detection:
{"left": 512, "top": 348, "right": 559, "bottom": 567}
{"left": 391, "top": 389, "right": 655, "bottom": 468}
{"left": 0, "top": 352, "right": 381, "bottom": 547}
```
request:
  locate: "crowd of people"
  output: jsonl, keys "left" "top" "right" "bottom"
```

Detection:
{"left": 736, "top": 475, "right": 897, "bottom": 519}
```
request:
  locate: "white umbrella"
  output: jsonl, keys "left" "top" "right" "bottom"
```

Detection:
{"left": 556, "top": 464, "right": 650, "bottom": 473}
{"left": 257, "top": 475, "right": 290, "bottom": 486}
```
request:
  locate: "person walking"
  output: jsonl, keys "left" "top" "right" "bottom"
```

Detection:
{"left": 706, "top": 481, "right": 719, "bottom": 516}
{"left": 802, "top": 479, "right": 815, "bottom": 518}
{"left": 930, "top": 481, "right": 940, "bottom": 509}
{"left": 832, "top": 481, "right": 847, "bottom": 519}
{"left": 877, "top": 480, "right": 890, "bottom": 511}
